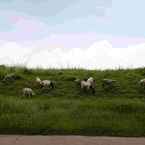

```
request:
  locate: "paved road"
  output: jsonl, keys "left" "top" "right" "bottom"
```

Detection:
{"left": 0, "top": 135, "right": 145, "bottom": 145}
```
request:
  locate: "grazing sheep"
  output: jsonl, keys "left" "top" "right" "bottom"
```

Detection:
{"left": 102, "top": 79, "right": 117, "bottom": 90}
{"left": 36, "top": 77, "right": 54, "bottom": 89}
{"left": 102, "top": 79, "right": 116, "bottom": 84}
{"left": 3, "top": 73, "right": 15, "bottom": 82}
{"left": 2, "top": 73, "right": 21, "bottom": 82}
{"left": 139, "top": 79, "right": 145, "bottom": 88}
{"left": 102, "top": 79, "right": 117, "bottom": 86}
{"left": 77, "top": 77, "right": 96, "bottom": 94}
{"left": 22, "top": 88, "right": 35, "bottom": 97}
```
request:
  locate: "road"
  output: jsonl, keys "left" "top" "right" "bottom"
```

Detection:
{"left": 0, "top": 135, "right": 145, "bottom": 145}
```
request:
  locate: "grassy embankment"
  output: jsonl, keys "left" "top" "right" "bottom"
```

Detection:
{"left": 0, "top": 65, "right": 145, "bottom": 136}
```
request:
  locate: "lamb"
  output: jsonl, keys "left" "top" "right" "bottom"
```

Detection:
{"left": 36, "top": 77, "right": 54, "bottom": 89}
{"left": 22, "top": 88, "right": 35, "bottom": 97}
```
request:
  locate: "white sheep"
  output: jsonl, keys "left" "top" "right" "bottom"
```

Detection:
{"left": 36, "top": 77, "right": 54, "bottom": 89}
{"left": 79, "top": 77, "right": 96, "bottom": 94}
{"left": 22, "top": 88, "right": 35, "bottom": 97}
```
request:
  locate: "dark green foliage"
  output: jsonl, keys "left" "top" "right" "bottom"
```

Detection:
{"left": 0, "top": 66, "right": 144, "bottom": 136}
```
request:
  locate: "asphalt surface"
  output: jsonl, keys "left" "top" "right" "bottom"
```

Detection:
{"left": 0, "top": 135, "right": 145, "bottom": 145}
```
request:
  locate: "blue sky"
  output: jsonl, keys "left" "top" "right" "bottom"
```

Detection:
{"left": 0, "top": 0, "right": 145, "bottom": 37}
{"left": 0, "top": 0, "right": 111, "bottom": 34}
{"left": 0, "top": 0, "right": 145, "bottom": 69}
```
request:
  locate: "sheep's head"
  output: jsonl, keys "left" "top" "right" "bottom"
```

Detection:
{"left": 88, "top": 77, "right": 94, "bottom": 80}
{"left": 36, "top": 77, "right": 41, "bottom": 83}
{"left": 139, "top": 79, "right": 145, "bottom": 86}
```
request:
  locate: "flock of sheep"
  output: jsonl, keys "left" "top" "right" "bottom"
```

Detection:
{"left": 22, "top": 77, "right": 98, "bottom": 97}
{"left": 2, "top": 73, "right": 145, "bottom": 97}
{"left": 23, "top": 77, "right": 55, "bottom": 97}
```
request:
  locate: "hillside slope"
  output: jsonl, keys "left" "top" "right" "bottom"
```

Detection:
{"left": 0, "top": 66, "right": 145, "bottom": 136}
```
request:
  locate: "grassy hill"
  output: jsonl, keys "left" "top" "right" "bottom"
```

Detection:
{"left": 0, "top": 65, "right": 145, "bottom": 136}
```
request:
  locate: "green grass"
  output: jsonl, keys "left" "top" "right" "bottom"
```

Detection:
{"left": 0, "top": 66, "right": 145, "bottom": 136}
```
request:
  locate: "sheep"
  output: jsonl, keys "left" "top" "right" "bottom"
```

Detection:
{"left": 102, "top": 79, "right": 118, "bottom": 90}
{"left": 3, "top": 73, "right": 15, "bottom": 82}
{"left": 2, "top": 73, "right": 21, "bottom": 83}
{"left": 76, "top": 77, "right": 96, "bottom": 94}
{"left": 22, "top": 88, "right": 35, "bottom": 97}
{"left": 139, "top": 79, "right": 145, "bottom": 88}
{"left": 36, "top": 77, "right": 54, "bottom": 89}
{"left": 102, "top": 79, "right": 117, "bottom": 87}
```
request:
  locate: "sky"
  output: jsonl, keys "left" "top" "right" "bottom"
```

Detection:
{"left": 0, "top": 0, "right": 145, "bottom": 69}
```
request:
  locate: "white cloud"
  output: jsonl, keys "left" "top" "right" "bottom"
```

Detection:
{"left": 0, "top": 40, "right": 145, "bottom": 69}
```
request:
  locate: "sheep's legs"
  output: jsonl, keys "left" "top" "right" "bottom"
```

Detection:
{"left": 50, "top": 82, "right": 54, "bottom": 89}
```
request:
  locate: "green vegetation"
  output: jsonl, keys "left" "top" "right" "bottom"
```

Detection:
{"left": 0, "top": 65, "right": 145, "bottom": 136}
